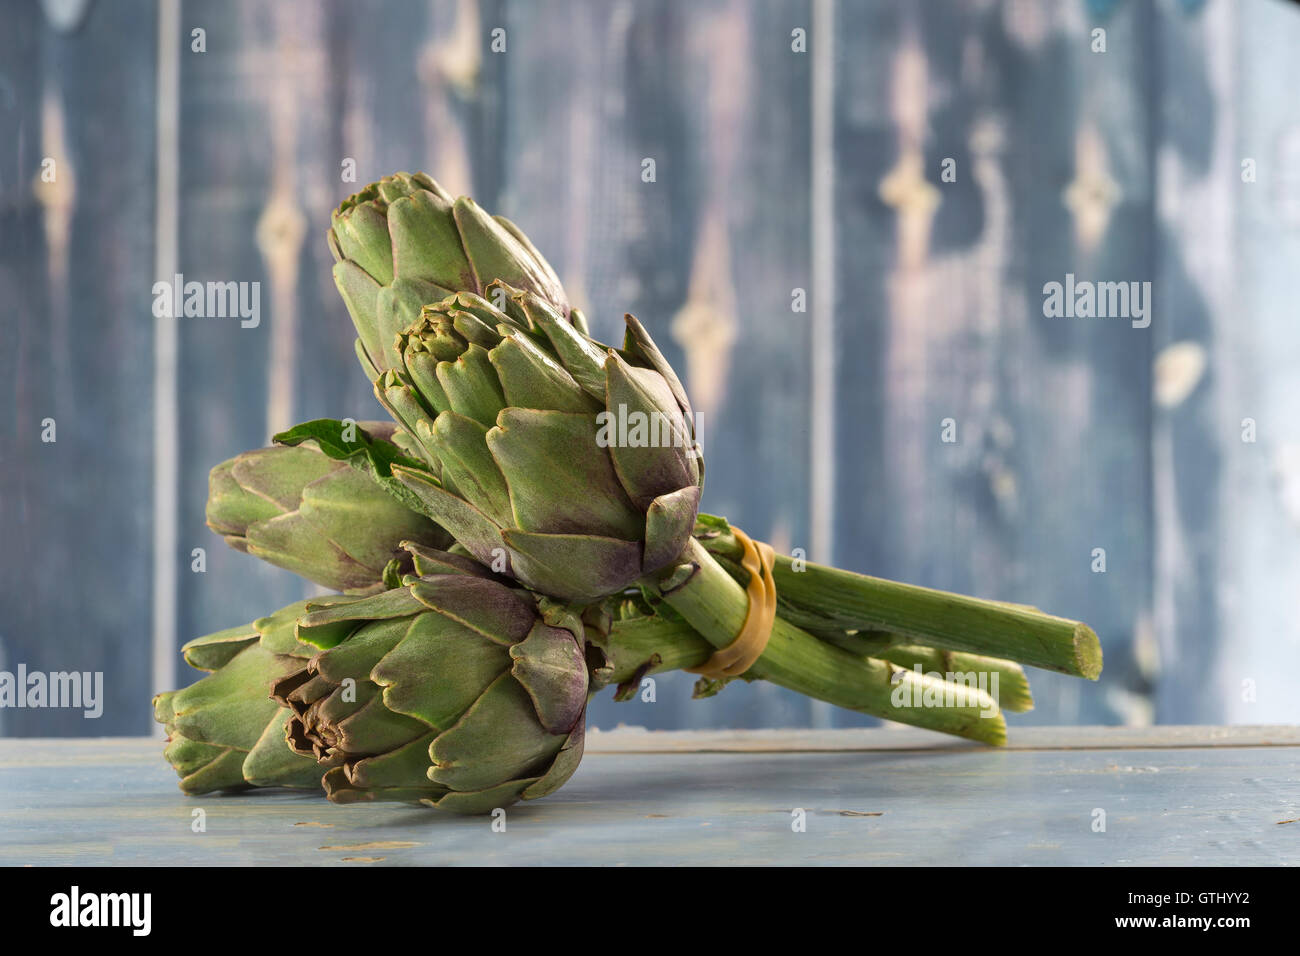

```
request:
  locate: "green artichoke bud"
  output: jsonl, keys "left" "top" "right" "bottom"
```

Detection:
{"left": 153, "top": 600, "right": 331, "bottom": 794}
{"left": 379, "top": 285, "right": 704, "bottom": 604}
{"left": 328, "top": 171, "right": 576, "bottom": 380}
{"left": 207, "top": 420, "right": 453, "bottom": 594}
{"left": 271, "top": 553, "right": 591, "bottom": 814}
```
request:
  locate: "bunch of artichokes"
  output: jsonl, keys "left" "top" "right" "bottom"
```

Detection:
{"left": 155, "top": 171, "right": 1101, "bottom": 815}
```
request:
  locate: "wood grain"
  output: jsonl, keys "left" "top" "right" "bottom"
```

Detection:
{"left": 0, "top": 0, "right": 158, "bottom": 735}
{"left": 1, "top": 730, "right": 1296, "bottom": 865}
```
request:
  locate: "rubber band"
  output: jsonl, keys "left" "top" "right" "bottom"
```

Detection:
{"left": 686, "top": 526, "right": 777, "bottom": 678}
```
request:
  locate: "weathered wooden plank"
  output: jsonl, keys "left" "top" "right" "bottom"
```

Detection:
{"left": 0, "top": 1, "right": 157, "bottom": 734}
{"left": 2, "top": 732, "right": 1296, "bottom": 865}
{"left": 830, "top": 0, "right": 1154, "bottom": 726}
{"left": 1219, "top": 0, "right": 1300, "bottom": 724}
{"left": 1150, "top": 0, "right": 1300, "bottom": 725}
{"left": 1149, "top": 0, "right": 1231, "bottom": 725}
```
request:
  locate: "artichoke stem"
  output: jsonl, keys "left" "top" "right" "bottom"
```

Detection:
{"left": 699, "top": 531, "right": 1101, "bottom": 680}
{"left": 643, "top": 539, "right": 1008, "bottom": 746}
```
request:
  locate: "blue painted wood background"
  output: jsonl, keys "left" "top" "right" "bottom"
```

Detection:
{"left": 3, "top": 0, "right": 1299, "bottom": 736}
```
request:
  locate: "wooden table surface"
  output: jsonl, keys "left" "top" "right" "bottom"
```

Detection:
{"left": 2, "top": 726, "right": 1297, "bottom": 866}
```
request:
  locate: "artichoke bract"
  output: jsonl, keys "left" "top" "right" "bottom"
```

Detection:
{"left": 153, "top": 600, "right": 329, "bottom": 794}
{"left": 378, "top": 286, "right": 704, "bottom": 603}
{"left": 207, "top": 421, "right": 453, "bottom": 594}
{"left": 328, "top": 171, "right": 576, "bottom": 380}
{"left": 271, "top": 551, "right": 591, "bottom": 814}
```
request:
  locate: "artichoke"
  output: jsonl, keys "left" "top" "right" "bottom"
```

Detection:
{"left": 271, "top": 550, "right": 592, "bottom": 813}
{"left": 327, "top": 174, "right": 705, "bottom": 602}
{"left": 328, "top": 171, "right": 576, "bottom": 381}
{"left": 206, "top": 420, "right": 453, "bottom": 594}
{"left": 153, "top": 600, "right": 329, "bottom": 794}
{"left": 372, "top": 286, "right": 703, "bottom": 603}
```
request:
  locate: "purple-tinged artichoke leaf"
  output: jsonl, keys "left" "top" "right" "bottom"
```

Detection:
{"left": 642, "top": 485, "right": 702, "bottom": 574}
{"left": 500, "top": 529, "right": 644, "bottom": 603}
{"left": 296, "top": 466, "right": 445, "bottom": 572}
{"left": 403, "top": 542, "right": 495, "bottom": 579}
{"left": 406, "top": 574, "right": 537, "bottom": 644}
{"left": 488, "top": 408, "right": 643, "bottom": 540}
{"left": 510, "top": 623, "right": 588, "bottom": 735}
{"left": 244, "top": 513, "right": 372, "bottom": 593}
{"left": 603, "top": 351, "right": 700, "bottom": 508}
{"left": 622, "top": 313, "right": 694, "bottom": 423}
{"left": 428, "top": 673, "right": 567, "bottom": 793}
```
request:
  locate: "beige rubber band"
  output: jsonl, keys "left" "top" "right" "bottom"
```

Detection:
{"left": 686, "top": 526, "right": 777, "bottom": 679}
